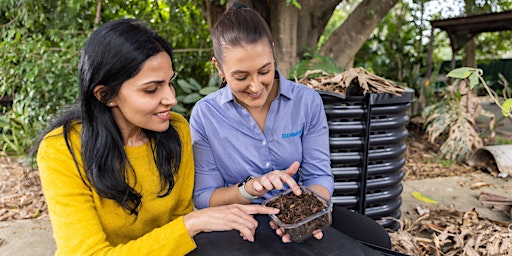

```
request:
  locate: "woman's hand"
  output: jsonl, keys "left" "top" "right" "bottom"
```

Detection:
{"left": 269, "top": 220, "right": 324, "bottom": 243}
{"left": 246, "top": 161, "right": 302, "bottom": 197}
{"left": 183, "top": 204, "right": 279, "bottom": 242}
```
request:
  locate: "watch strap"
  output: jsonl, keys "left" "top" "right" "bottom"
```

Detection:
{"left": 238, "top": 176, "right": 259, "bottom": 200}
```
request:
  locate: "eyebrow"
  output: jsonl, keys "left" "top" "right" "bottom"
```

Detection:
{"left": 140, "top": 72, "right": 177, "bottom": 85}
{"left": 230, "top": 62, "right": 273, "bottom": 75}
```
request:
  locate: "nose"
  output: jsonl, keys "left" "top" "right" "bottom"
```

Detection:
{"left": 161, "top": 85, "right": 177, "bottom": 106}
{"left": 248, "top": 75, "right": 263, "bottom": 93}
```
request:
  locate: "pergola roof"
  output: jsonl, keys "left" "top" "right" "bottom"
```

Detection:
{"left": 425, "top": 10, "right": 512, "bottom": 79}
{"left": 432, "top": 10, "right": 512, "bottom": 33}
{"left": 431, "top": 10, "right": 512, "bottom": 51}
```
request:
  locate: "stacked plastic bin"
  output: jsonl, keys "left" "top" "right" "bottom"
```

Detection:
{"left": 318, "top": 88, "right": 414, "bottom": 230}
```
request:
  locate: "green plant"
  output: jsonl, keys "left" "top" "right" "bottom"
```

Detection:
{"left": 173, "top": 74, "right": 219, "bottom": 118}
{"left": 447, "top": 67, "right": 512, "bottom": 117}
{"left": 290, "top": 52, "right": 344, "bottom": 79}
{"left": 422, "top": 67, "right": 511, "bottom": 163}
{"left": 0, "top": 103, "right": 40, "bottom": 155}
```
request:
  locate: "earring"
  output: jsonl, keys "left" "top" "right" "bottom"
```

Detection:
{"left": 108, "top": 102, "right": 115, "bottom": 107}
{"left": 220, "top": 77, "right": 227, "bottom": 88}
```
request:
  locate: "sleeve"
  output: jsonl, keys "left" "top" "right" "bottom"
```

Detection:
{"left": 189, "top": 102, "right": 226, "bottom": 209}
{"left": 299, "top": 90, "right": 335, "bottom": 194}
{"left": 37, "top": 130, "right": 196, "bottom": 256}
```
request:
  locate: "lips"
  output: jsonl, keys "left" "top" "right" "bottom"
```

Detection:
{"left": 247, "top": 90, "right": 264, "bottom": 98}
{"left": 155, "top": 110, "right": 170, "bottom": 117}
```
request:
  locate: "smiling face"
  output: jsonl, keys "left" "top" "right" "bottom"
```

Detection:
{"left": 109, "top": 51, "right": 177, "bottom": 140}
{"left": 215, "top": 39, "right": 276, "bottom": 110}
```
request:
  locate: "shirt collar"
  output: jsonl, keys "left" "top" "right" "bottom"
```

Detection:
{"left": 218, "top": 70, "right": 293, "bottom": 105}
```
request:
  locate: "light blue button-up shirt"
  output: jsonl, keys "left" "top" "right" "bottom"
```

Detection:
{"left": 190, "top": 71, "right": 334, "bottom": 209}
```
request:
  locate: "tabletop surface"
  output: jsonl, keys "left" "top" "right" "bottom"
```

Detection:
{"left": 188, "top": 215, "right": 389, "bottom": 256}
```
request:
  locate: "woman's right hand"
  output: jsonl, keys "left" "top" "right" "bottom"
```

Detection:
{"left": 246, "top": 161, "right": 302, "bottom": 197}
{"left": 183, "top": 204, "right": 279, "bottom": 242}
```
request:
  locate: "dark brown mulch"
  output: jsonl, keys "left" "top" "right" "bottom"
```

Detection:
{"left": 0, "top": 152, "right": 47, "bottom": 221}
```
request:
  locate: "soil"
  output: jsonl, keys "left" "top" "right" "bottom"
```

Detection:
{"left": 267, "top": 190, "right": 327, "bottom": 224}
{"left": 265, "top": 187, "right": 331, "bottom": 242}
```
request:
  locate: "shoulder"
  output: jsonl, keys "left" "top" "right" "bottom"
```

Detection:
{"left": 170, "top": 111, "right": 188, "bottom": 127}
{"left": 40, "top": 123, "right": 81, "bottom": 148}
{"left": 189, "top": 88, "right": 226, "bottom": 121}
{"left": 169, "top": 112, "right": 192, "bottom": 142}
{"left": 170, "top": 112, "right": 190, "bottom": 134}
{"left": 38, "top": 123, "right": 82, "bottom": 161}
{"left": 282, "top": 78, "right": 322, "bottom": 102}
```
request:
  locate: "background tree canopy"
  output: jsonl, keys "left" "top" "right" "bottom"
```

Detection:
{"left": 1, "top": 0, "right": 511, "bottom": 154}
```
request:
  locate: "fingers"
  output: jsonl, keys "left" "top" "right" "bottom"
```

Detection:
{"left": 273, "top": 220, "right": 323, "bottom": 243}
{"left": 269, "top": 220, "right": 278, "bottom": 230}
{"left": 251, "top": 161, "right": 301, "bottom": 195}
{"left": 281, "top": 233, "right": 292, "bottom": 243}
{"left": 313, "top": 229, "right": 323, "bottom": 240}
{"left": 220, "top": 205, "right": 280, "bottom": 242}
{"left": 240, "top": 204, "right": 279, "bottom": 215}
{"left": 283, "top": 161, "right": 300, "bottom": 176}
{"left": 282, "top": 161, "right": 301, "bottom": 195}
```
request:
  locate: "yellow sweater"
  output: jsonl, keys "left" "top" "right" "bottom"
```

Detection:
{"left": 37, "top": 112, "right": 197, "bottom": 255}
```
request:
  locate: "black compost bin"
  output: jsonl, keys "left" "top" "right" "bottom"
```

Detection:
{"left": 318, "top": 88, "right": 414, "bottom": 230}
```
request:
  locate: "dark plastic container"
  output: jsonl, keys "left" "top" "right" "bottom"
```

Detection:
{"left": 318, "top": 88, "right": 414, "bottom": 230}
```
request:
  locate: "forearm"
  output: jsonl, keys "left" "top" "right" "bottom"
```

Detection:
{"left": 307, "top": 184, "right": 331, "bottom": 200}
{"left": 209, "top": 185, "right": 253, "bottom": 207}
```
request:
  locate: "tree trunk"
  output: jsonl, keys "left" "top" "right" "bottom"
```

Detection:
{"left": 201, "top": 0, "right": 338, "bottom": 77}
{"left": 319, "top": 0, "right": 398, "bottom": 70}
{"left": 201, "top": 0, "right": 395, "bottom": 77}
{"left": 268, "top": 0, "right": 299, "bottom": 77}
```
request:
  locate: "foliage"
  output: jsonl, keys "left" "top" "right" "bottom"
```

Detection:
{"left": 422, "top": 67, "right": 511, "bottom": 163}
{"left": 290, "top": 52, "right": 344, "bottom": 79}
{"left": 1, "top": 1, "right": 88, "bottom": 154}
{"left": 422, "top": 80, "right": 483, "bottom": 163}
{"left": 353, "top": 0, "right": 512, "bottom": 115}
{"left": 448, "top": 67, "right": 512, "bottom": 117}
{"left": 286, "top": 0, "right": 301, "bottom": 9}
{"left": 0, "top": 0, "right": 211, "bottom": 155}
{"left": 353, "top": 0, "right": 440, "bottom": 112}
{"left": 316, "top": 3, "right": 354, "bottom": 50}
{"left": 173, "top": 74, "right": 219, "bottom": 118}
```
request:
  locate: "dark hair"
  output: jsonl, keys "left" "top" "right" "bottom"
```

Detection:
{"left": 211, "top": 1, "right": 274, "bottom": 71}
{"left": 30, "top": 19, "right": 182, "bottom": 216}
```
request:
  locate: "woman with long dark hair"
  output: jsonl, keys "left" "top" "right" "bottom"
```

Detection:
{"left": 31, "top": 18, "right": 278, "bottom": 255}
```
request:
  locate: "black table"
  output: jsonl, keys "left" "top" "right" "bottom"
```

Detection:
{"left": 188, "top": 215, "right": 397, "bottom": 256}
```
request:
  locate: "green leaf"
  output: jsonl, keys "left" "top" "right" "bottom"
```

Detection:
{"left": 182, "top": 93, "right": 202, "bottom": 104}
{"left": 199, "top": 86, "right": 218, "bottom": 95}
{"left": 468, "top": 72, "right": 479, "bottom": 89}
{"left": 208, "top": 75, "right": 220, "bottom": 87}
{"left": 188, "top": 78, "right": 202, "bottom": 90}
{"left": 502, "top": 99, "right": 512, "bottom": 117}
{"left": 411, "top": 191, "right": 439, "bottom": 204}
{"left": 176, "top": 79, "right": 193, "bottom": 93}
{"left": 447, "top": 67, "right": 473, "bottom": 79}
{"left": 172, "top": 104, "right": 187, "bottom": 114}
